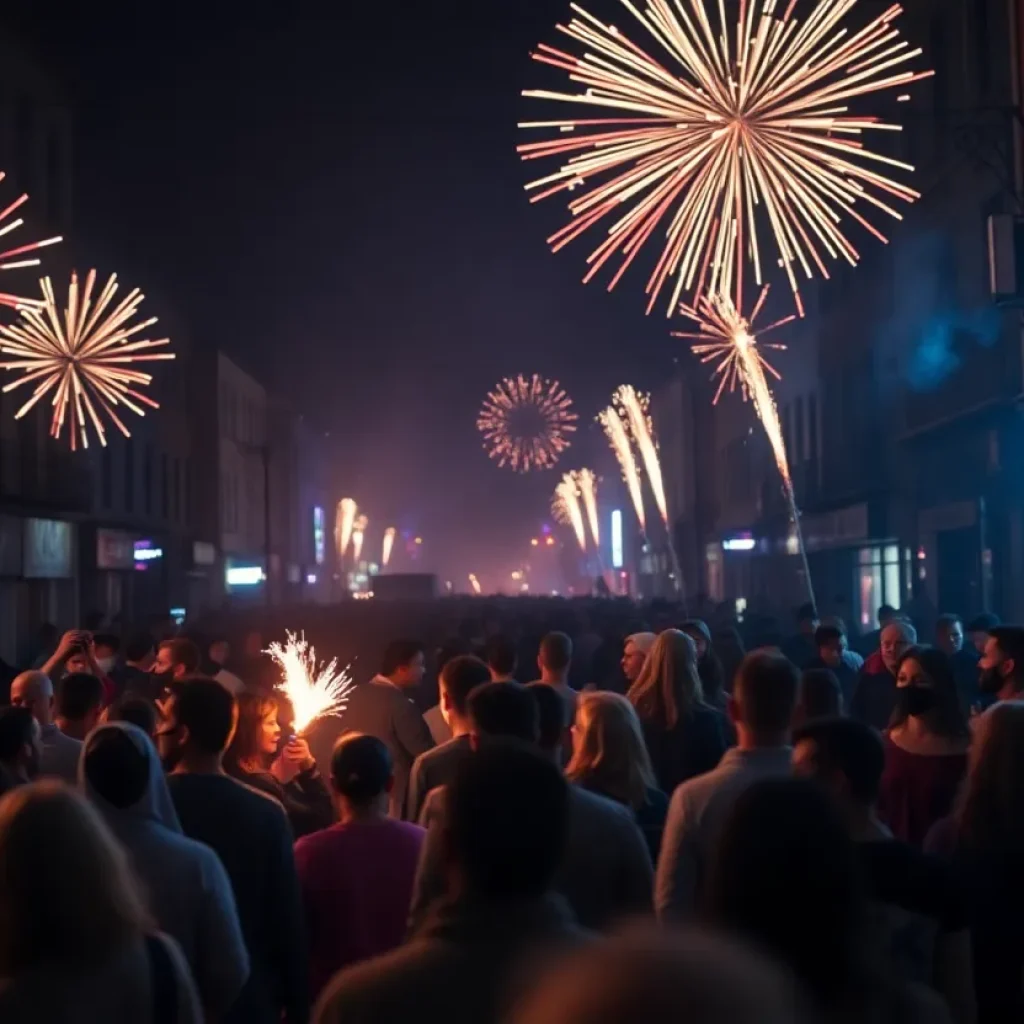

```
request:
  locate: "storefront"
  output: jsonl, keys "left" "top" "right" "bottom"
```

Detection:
{"left": 81, "top": 526, "right": 170, "bottom": 624}
{"left": 20, "top": 517, "right": 77, "bottom": 663}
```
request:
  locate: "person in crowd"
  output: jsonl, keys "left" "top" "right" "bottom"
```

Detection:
{"left": 976, "top": 625, "right": 1024, "bottom": 704}
{"left": 110, "top": 630, "right": 157, "bottom": 700}
{"left": 225, "top": 692, "right": 334, "bottom": 838}
{"left": 0, "top": 781, "right": 202, "bottom": 1022}
{"left": 54, "top": 671, "right": 104, "bottom": 741}
{"left": 780, "top": 602, "right": 820, "bottom": 669}
{"left": 935, "top": 613, "right": 984, "bottom": 711}
{"left": 296, "top": 734, "right": 425, "bottom": 1001}
{"left": 655, "top": 649, "right": 798, "bottom": 921}
{"left": 406, "top": 654, "right": 491, "bottom": 822}
{"left": 627, "top": 629, "right": 730, "bottom": 796}
{"left": 621, "top": 632, "right": 656, "bottom": 688}
{"left": 513, "top": 929, "right": 803, "bottom": 1024}
{"left": 92, "top": 633, "right": 120, "bottom": 677}
{"left": 10, "top": 670, "right": 80, "bottom": 784}
{"left": 566, "top": 691, "right": 669, "bottom": 862}
{"left": 410, "top": 681, "right": 653, "bottom": 932}
{"left": 879, "top": 646, "right": 969, "bottom": 847}
{"left": 484, "top": 633, "right": 518, "bottom": 682}
{"left": 793, "top": 717, "right": 974, "bottom": 1024}
{"left": 793, "top": 667, "right": 844, "bottom": 726}
{"left": 421, "top": 638, "right": 471, "bottom": 746}
{"left": 314, "top": 741, "right": 587, "bottom": 1024}
{"left": 323, "top": 640, "right": 433, "bottom": 818}
{"left": 160, "top": 679, "right": 308, "bottom": 1024}
{"left": 82, "top": 721, "right": 249, "bottom": 1018}
{"left": 925, "top": 701, "right": 1024, "bottom": 1022}
{"left": 966, "top": 613, "right": 1000, "bottom": 657}
{"left": 153, "top": 638, "right": 202, "bottom": 693}
{"left": 105, "top": 693, "right": 158, "bottom": 737}
{"left": 859, "top": 603, "right": 898, "bottom": 658}
{"left": 705, "top": 777, "right": 951, "bottom": 1024}
{"left": 850, "top": 619, "right": 918, "bottom": 730}
{"left": 824, "top": 615, "right": 865, "bottom": 671}
{"left": 0, "top": 706, "right": 40, "bottom": 795}
{"left": 206, "top": 635, "right": 245, "bottom": 694}
{"left": 680, "top": 620, "right": 727, "bottom": 708}
{"left": 43, "top": 630, "right": 115, "bottom": 704}
{"left": 805, "top": 623, "right": 858, "bottom": 706}
{"left": 533, "top": 631, "right": 578, "bottom": 721}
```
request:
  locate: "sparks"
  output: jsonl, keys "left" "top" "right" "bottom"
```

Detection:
{"left": 0, "top": 270, "right": 173, "bottom": 451}
{"left": 382, "top": 526, "right": 396, "bottom": 567}
{"left": 614, "top": 386, "right": 668, "bottom": 529}
{"left": 519, "top": 0, "right": 931, "bottom": 315}
{"left": 351, "top": 515, "right": 368, "bottom": 563}
{"left": 266, "top": 631, "right": 354, "bottom": 734}
{"left": 0, "top": 172, "right": 62, "bottom": 310}
{"left": 336, "top": 499, "right": 357, "bottom": 558}
{"left": 577, "top": 467, "right": 601, "bottom": 547}
{"left": 553, "top": 472, "right": 588, "bottom": 551}
{"left": 477, "top": 373, "right": 578, "bottom": 472}
{"left": 598, "top": 404, "right": 646, "bottom": 533}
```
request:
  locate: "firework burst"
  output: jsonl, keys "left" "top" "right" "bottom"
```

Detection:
{"left": 0, "top": 270, "right": 173, "bottom": 451}
{"left": 267, "top": 631, "right": 354, "bottom": 734}
{"left": 599, "top": 404, "right": 646, "bottom": 533}
{"left": 478, "top": 374, "right": 578, "bottom": 472}
{"left": 0, "top": 173, "right": 61, "bottom": 310}
{"left": 577, "top": 467, "right": 601, "bottom": 547}
{"left": 519, "top": 0, "right": 931, "bottom": 315}
{"left": 553, "top": 472, "right": 588, "bottom": 551}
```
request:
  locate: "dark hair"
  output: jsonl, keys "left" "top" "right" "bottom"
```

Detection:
{"left": 484, "top": 634, "right": 517, "bottom": 677}
{"left": 733, "top": 651, "right": 799, "bottom": 738}
{"left": 0, "top": 707, "right": 34, "bottom": 763}
{"left": 171, "top": 678, "right": 236, "bottom": 755}
{"left": 814, "top": 625, "right": 843, "bottom": 648}
{"left": 92, "top": 633, "right": 120, "bottom": 655}
{"left": 986, "top": 626, "right": 1024, "bottom": 685}
{"left": 158, "top": 638, "right": 200, "bottom": 673}
{"left": 330, "top": 733, "right": 392, "bottom": 804}
{"left": 527, "top": 682, "right": 567, "bottom": 752}
{"left": 381, "top": 640, "right": 425, "bottom": 677}
{"left": 796, "top": 603, "right": 817, "bottom": 623}
{"left": 105, "top": 696, "right": 157, "bottom": 737}
{"left": 935, "top": 613, "right": 962, "bottom": 632}
{"left": 798, "top": 669, "right": 843, "bottom": 721}
{"left": 225, "top": 692, "right": 278, "bottom": 771}
{"left": 445, "top": 741, "right": 567, "bottom": 899}
{"left": 878, "top": 604, "right": 897, "bottom": 622}
{"left": 792, "top": 717, "right": 885, "bottom": 804}
{"left": 83, "top": 730, "right": 150, "bottom": 809}
{"left": 56, "top": 673, "right": 104, "bottom": 722}
{"left": 123, "top": 631, "right": 156, "bottom": 664}
{"left": 440, "top": 656, "right": 492, "bottom": 718}
{"left": 967, "top": 612, "right": 1000, "bottom": 634}
{"left": 705, "top": 777, "right": 867, "bottom": 1010}
{"left": 890, "top": 646, "right": 969, "bottom": 738}
{"left": 468, "top": 682, "right": 539, "bottom": 743}
{"left": 681, "top": 621, "right": 725, "bottom": 707}
{"left": 539, "top": 632, "right": 572, "bottom": 673}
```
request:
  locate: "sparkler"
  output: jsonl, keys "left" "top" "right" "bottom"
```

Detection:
{"left": 477, "top": 373, "right": 578, "bottom": 472}
{"left": 577, "top": 467, "right": 601, "bottom": 547}
{"left": 266, "top": 631, "right": 354, "bottom": 734}
{"left": 599, "top": 404, "right": 646, "bottom": 533}
{"left": 519, "top": 0, "right": 932, "bottom": 315}
{"left": 553, "top": 472, "right": 588, "bottom": 552}
{"left": 351, "top": 515, "right": 368, "bottom": 564}
{"left": 0, "top": 270, "right": 173, "bottom": 451}
{"left": 382, "top": 526, "right": 396, "bottom": 567}
{"left": 0, "top": 173, "right": 61, "bottom": 310}
{"left": 336, "top": 499, "right": 357, "bottom": 558}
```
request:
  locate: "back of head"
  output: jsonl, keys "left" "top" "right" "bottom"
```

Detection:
{"left": 0, "top": 781, "right": 147, "bottom": 973}
{"left": 539, "top": 631, "right": 572, "bottom": 674}
{"left": 104, "top": 695, "right": 158, "bottom": 738}
{"left": 705, "top": 777, "right": 864, "bottom": 1009}
{"left": 526, "top": 682, "right": 567, "bottom": 754}
{"left": 484, "top": 633, "right": 518, "bottom": 677}
{"left": 878, "top": 604, "right": 897, "bottom": 626}
{"left": 440, "top": 655, "right": 492, "bottom": 719}
{"left": 172, "top": 678, "right": 237, "bottom": 754}
{"left": 797, "top": 668, "right": 843, "bottom": 722}
{"left": 445, "top": 741, "right": 567, "bottom": 900}
{"left": 160, "top": 637, "right": 201, "bottom": 674}
{"left": 468, "top": 682, "right": 539, "bottom": 743}
{"left": 56, "top": 672, "right": 104, "bottom": 722}
{"left": 733, "top": 650, "right": 799, "bottom": 742}
{"left": 628, "top": 629, "right": 702, "bottom": 730}
{"left": 331, "top": 733, "right": 392, "bottom": 805}
{"left": 967, "top": 612, "right": 1001, "bottom": 635}
{"left": 513, "top": 928, "right": 802, "bottom": 1024}
{"left": 796, "top": 602, "right": 817, "bottom": 626}
{"left": 83, "top": 728, "right": 150, "bottom": 809}
{"left": 124, "top": 630, "right": 156, "bottom": 665}
{"left": 0, "top": 707, "right": 35, "bottom": 765}
{"left": 813, "top": 625, "right": 843, "bottom": 649}
{"left": 381, "top": 639, "right": 424, "bottom": 677}
{"left": 92, "top": 632, "right": 120, "bottom": 658}
{"left": 792, "top": 716, "right": 885, "bottom": 806}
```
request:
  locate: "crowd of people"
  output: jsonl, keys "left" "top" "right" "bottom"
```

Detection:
{"left": 0, "top": 596, "right": 1020, "bottom": 1022}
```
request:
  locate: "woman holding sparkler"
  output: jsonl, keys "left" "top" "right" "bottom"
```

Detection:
{"left": 225, "top": 693, "right": 334, "bottom": 838}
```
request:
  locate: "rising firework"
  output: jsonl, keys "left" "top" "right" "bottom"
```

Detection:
{"left": 336, "top": 499, "right": 357, "bottom": 558}
{"left": 266, "top": 631, "right": 354, "bottom": 733}
{"left": 468, "top": 573, "right": 482, "bottom": 595}
{"left": 614, "top": 386, "right": 668, "bottom": 528}
{"left": 351, "top": 515, "right": 368, "bottom": 563}
{"left": 382, "top": 526, "right": 396, "bottom": 567}
{"left": 477, "top": 374, "right": 578, "bottom": 472}
{"left": 0, "top": 270, "right": 173, "bottom": 451}
{"left": 0, "top": 173, "right": 61, "bottom": 310}
{"left": 519, "top": 0, "right": 931, "bottom": 315}
{"left": 599, "top": 404, "right": 646, "bottom": 533}
{"left": 553, "top": 472, "right": 588, "bottom": 551}
{"left": 577, "top": 468, "right": 600, "bottom": 547}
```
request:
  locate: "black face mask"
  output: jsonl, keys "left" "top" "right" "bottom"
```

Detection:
{"left": 898, "top": 684, "right": 937, "bottom": 718}
{"left": 978, "top": 665, "right": 1005, "bottom": 695}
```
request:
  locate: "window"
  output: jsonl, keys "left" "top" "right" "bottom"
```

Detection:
{"left": 124, "top": 441, "right": 135, "bottom": 513}
{"left": 857, "top": 546, "right": 905, "bottom": 630}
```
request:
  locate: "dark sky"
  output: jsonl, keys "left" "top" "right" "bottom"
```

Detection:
{"left": 13, "top": 1, "right": 683, "bottom": 583}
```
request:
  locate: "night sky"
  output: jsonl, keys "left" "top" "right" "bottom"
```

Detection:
{"left": 13, "top": 2, "right": 684, "bottom": 583}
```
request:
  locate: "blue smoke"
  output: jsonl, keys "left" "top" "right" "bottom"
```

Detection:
{"left": 905, "top": 305, "right": 1002, "bottom": 392}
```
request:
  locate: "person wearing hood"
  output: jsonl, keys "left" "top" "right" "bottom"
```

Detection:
{"left": 81, "top": 721, "right": 250, "bottom": 1019}
{"left": 680, "top": 621, "right": 727, "bottom": 708}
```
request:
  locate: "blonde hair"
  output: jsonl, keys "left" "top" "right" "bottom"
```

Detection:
{"left": 0, "top": 781, "right": 149, "bottom": 974}
{"left": 567, "top": 692, "right": 656, "bottom": 809}
{"left": 627, "top": 629, "right": 704, "bottom": 730}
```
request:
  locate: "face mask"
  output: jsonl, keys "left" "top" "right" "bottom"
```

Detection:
{"left": 978, "top": 665, "right": 1005, "bottom": 695}
{"left": 96, "top": 656, "right": 116, "bottom": 674}
{"left": 898, "top": 684, "right": 936, "bottom": 718}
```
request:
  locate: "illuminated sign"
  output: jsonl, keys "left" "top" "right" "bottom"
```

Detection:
{"left": 306, "top": 572, "right": 317, "bottom": 585}
{"left": 723, "top": 534, "right": 757, "bottom": 552}
{"left": 170, "top": 607, "right": 186, "bottom": 625}
{"left": 133, "top": 540, "right": 163, "bottom": 562}
{"left": 226, "top": 565, "right": 264, "bottom": 587}
{"left": 611, "top": 509, "right": 624, "bottom": 568}
{"left": 313, "top": 507, "right": 325, "bottom": 565}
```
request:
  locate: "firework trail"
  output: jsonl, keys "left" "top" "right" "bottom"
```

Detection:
{"left": 614, "top": 386, "right": 668, "bottom": 528}
{"left": 577, "top": 468, "right": 600, "bottom": 548}
{"left": 336, "top": 499, "right": 357, "bottom": 558}
{"left": 0, "top": 172, "right": 62, "bottom": 310}
{"left": 382, "top": 526, "right": 396, "bottom": 567}
{"left": 553, "top": 472, "right": 588, "bottom": 551}
{"left": 351, "top": 515, "right": 368, "bottom": 563}
{"left": 599, "top": 404, "right": 646, "bottom": 533}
